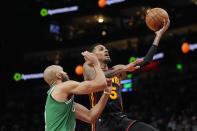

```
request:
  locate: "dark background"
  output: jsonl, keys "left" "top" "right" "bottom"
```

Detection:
{"left": 1, "top": 0, "right": 197, "bottom": 130}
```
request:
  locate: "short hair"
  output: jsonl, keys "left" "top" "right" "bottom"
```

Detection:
{"left": 87, "top": 43, "right": 105, "bottom": 52}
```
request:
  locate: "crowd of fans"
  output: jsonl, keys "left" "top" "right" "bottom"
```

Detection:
{"left": 125, "top": 65, "right": 197, "bottom": 131}
{"left": 126, "top": 72, "right": 197, "bottom": 131}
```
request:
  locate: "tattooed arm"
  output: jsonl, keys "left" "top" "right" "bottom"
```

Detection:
{"left": 83, "top": 62, "right": 96, "bottom": 81}
{"left": 83, "top": 59, "right": 143, "bottom": 80}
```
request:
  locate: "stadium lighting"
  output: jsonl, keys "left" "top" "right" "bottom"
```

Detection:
{"left": 98, "top": 18, "right": 104, "bottom": 23}
{"left": 176, "top": 64, "right": 183, "bottom": 70}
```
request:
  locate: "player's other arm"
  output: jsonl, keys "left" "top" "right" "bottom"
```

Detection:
{"left": 83, "top": 62, "right": 127, "bottom": 80}
{"left": 75, "top": 82, "right": 112, "bottom": 123}
{"left": 61, "top": 65, "right": 107, "bottom": 95}
{"left": 60, "top": 52, "right": 107, "bottom": 95}
{"left": 75, "top": 93, "right": 109, "bottom": 123}
{"left": 136, "top": 19, "right": 170, "bottom": 68}
{"left": 83, "top": 59, "right": 143, "bottom": 80}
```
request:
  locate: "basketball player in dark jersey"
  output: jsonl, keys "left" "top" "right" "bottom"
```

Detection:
{"left": 83, "top": 19, "right": 170, "bottom": 131}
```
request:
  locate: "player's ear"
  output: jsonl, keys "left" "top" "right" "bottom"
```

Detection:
{"left": 56, "top": 73, "right": 62, "bottom": 79}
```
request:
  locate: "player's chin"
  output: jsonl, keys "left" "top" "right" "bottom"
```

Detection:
{"left": 104, "top": 58, "right": 111, "bottom": 64}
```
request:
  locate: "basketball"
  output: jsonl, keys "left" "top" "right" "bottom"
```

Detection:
{"left": 145, "top": 8, "right": 169, "bottom": 31}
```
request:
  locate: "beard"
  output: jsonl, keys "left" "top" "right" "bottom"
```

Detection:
{"left": 61, "top": 74, "right": 69, "bottom": 82}
{"left": 103, "top": 58, "right": 111, "bottom": 64}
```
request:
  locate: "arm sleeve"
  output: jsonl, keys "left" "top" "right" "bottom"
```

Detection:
{"left": 135, "top": 45, "right": 158, "bottom": 68}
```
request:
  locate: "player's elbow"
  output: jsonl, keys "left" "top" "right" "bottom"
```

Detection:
{"left": 87, "top": 114, "right": 97, "bottom": 124}
{"left": 87, "top": 118, "right": 94, "bottom": 124}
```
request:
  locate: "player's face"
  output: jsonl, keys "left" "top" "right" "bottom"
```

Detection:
{"left": 61, "top": 72, "right": 69, "bottom": 82}
{"left": 93, "top": 45, "right": 111, "bottom": 64}
{"left": 58, "top": 66, "right": 70, "bottom": 82}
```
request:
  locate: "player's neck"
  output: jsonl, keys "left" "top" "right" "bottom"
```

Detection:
{"left": 50, "top": 80, "right": 61, "bottom": 87}
{"left": 100, "top": 63, "right": 108, "bottom": 69}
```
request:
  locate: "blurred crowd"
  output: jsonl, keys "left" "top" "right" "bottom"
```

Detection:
{"left": 125, "top": 68, "right": 197, "bottom": 131}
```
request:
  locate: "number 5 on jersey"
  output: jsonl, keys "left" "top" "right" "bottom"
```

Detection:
{"left": 110, "top": 86, "right": 118, "bottom": 100}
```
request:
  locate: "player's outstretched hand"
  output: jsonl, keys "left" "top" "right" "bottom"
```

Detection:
{"left": 155, "top": 19, "right": 170, "bottom": 36}
{"left": 81, "top": 51, "right": 99, "bottom": 66}
{"left": 122, "top": 59, "right": 144, "bottom": 72}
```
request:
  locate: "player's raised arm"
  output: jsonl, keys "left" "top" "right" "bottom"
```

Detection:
{"left": 83, "top": 62, "right": 96, "bottom": 81}
{"left": 61, "top": 51, "right": 107, "bottom": 95}
{"left": 135, "top": 19, "right": 170, "bottom": 68}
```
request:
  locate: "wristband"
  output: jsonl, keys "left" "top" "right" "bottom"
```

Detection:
{"left": 104, "top": 91, "right": 111, "bottom": 95}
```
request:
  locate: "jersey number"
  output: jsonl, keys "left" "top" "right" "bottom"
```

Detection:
{"left": 110, "top": 86, "right": 118, "bottom": 100}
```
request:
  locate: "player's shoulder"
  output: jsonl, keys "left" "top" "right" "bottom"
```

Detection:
{"left": 83, "top": 62, "right": 89, "bottom": 69}
{"left": 83, "top": 62, "right": 87, "bottom": 66}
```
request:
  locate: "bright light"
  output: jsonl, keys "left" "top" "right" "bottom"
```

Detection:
{"left": 120, "top": 78, "right": 133, "bottom": 92}
{"left": 127, "top": 74, "right": 132, "bottom": 78}
{"left": 120, "top": 79, "right": 132, "bottom": 84}
{"left": 121, "top": 87, "right": 132, "bottom": 92}
{"left": 182, "top": 42, "right": 189, "bottom": 54}
{"left": 129, "top": 57, "right": 136, "bottom": 63}
{"left": 75, "top": 65, "right": 83, "bottom": 75}
{"left": 189, "top": 43, "right": 197, "bottom": 51}
{"left": 50, "top": 24, "right": 60, "bottom": 34}
{"left": 101, "top": 30, "right": 106, "bottom": 36}
{"left": 98, "top": 18, "right": 104, "bottom": 23}
{"left": 176, "top": 64, "right": 182, "bottom": 70}
{"left": 21, "top": 73, "right": 44, "bottom": 80}
{"left": 98, "top": 0, "right": 106, "bottom": 8}
{"left": 106, "top": 0, "right": 126, "bottom": 5}
{"left": 181, "top": 42, "right": 197, "bottom": 54}
{"left": 123, "top": 83, "right": 132, "bottom": 89}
